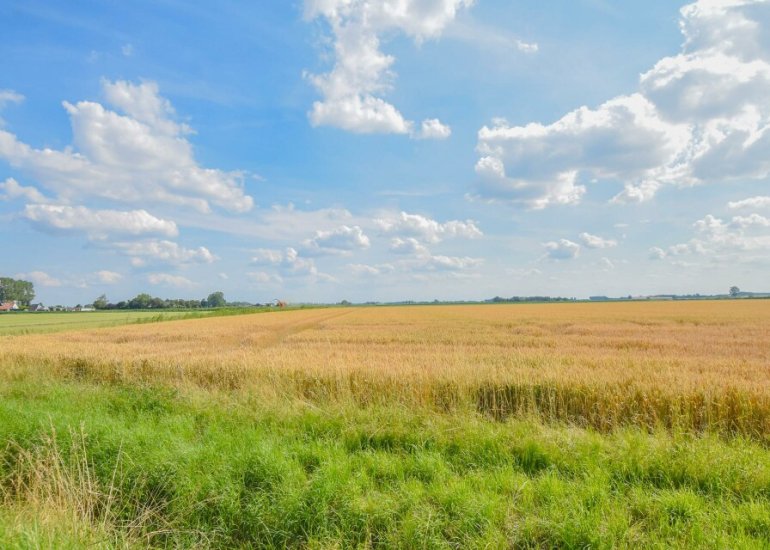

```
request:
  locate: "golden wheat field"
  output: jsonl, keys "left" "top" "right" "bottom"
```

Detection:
{"left": 3, "top": 301, "right": 770, "bottom": 438}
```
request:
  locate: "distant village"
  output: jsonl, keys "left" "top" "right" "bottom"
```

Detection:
{"left": 0, "top": 301, "right": 96, "bottom": 313}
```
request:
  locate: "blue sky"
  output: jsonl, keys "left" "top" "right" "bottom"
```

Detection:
{"left": 2, "top": 0, "right": 770, "bottom": 305}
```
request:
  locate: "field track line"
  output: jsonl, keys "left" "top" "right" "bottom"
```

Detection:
{"left": 255, "top": 308, "right": 353, "bottom": 350}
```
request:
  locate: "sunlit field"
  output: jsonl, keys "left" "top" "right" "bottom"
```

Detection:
{"left": 5, "top": 301, "right": 770, "bottom": 437}
{"left": 2, "top": 301, "right": 770, "bottom": 547}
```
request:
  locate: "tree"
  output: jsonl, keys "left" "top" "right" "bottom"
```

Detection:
{"left": 93, "top": 294, "right": 108, "bottom": 310}
{"left": 205, "top": 291, "right": 226, "bottom": 308}
{"left": 0, "top": 277, "right": 35, "bottom": 305}
{"left": 729, "top": 286, "right": 741, "bottom": 297}
{"left": 129, "top": 293, "right": 153, "bottom": 309}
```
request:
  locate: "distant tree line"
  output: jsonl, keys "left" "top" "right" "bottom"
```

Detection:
{"left": 486, "top": 296, "right": 577, "bottom": 303}
{"left": 93, "top": 291, "right": 232, "bottom": 310}
{"left": 0, "top": 277, "right": 35, "bottom": 305}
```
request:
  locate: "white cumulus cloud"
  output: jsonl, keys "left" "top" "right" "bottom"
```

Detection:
{"left": 579, "top": 232, "right": 618, "bottom": 249}
{"left": 389, "top": 253, "right": 483, "bottom": 275}
{"left": 304, "top": 0, "right": 472, "bottom": 136}
{"left": 23, "top": 204, "right": 178, "bottom": 240}
{"left": 389, "top": 237, "right": 429, "bottom": 256}
{"left": 0, "top": 178, "right": 51, "bottom": 203}
{"left": 110, "top": 240, "right": 216, "bottom": 267}
{"left": 0, "top": 80, "right": 253, "bottom": 214}
{"left": 474, "top": 0, "right": 770, "bottom": 207}
{"left": 422, "top": 254, "right": 482, "bottom": 271}
{"left": 302, "top": 225, "right": 370, "bottom": 256}
{"left": 728, "top": 196, "right": 770, "bottom": 210}
{"left": 729, "top": 213, "right": 770, "bottom": 228}
{"left": 376, "top": 211, "right": 482, "bottom": 243}
{"left": 416, "top": 118, "right": 452, "bottom": 140}
{"left": 475, "top": 95, "right": 689, "bottom": 208}
{"left": 251, "top": 247, "right": 320, "bottom": 278}
{"left": 544, "top": 239, "right": 581, "bottom": 260}
{"left": 653, "top": 208, "right": 770, "bottom": 263}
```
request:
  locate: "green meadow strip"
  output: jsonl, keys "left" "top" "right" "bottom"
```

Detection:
{"left": 1, "top": 379, "right": 770, "bottom": 548}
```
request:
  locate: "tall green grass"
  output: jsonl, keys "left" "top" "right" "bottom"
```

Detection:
{"left": 2, "top": 379, "right": 770, "bottom": 548}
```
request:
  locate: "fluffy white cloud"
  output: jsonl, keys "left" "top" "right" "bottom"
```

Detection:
{"left": 147, "top": 273, "right": 196, "bottom": 288}
{"left": 416, "top": 118, "right": 452, "bottom": 140}
{"left": 389, "top": 237, "right": 429, "bottom": 256}
{"left": 102, "top": 79, "right": 191, "bottom": 136}
{"left": 653, "top": 208, "right": 770, "bottom": 263}
{"left": 579, "top": 232, "right": 618, "bottom": 249}
{"left": 15, "top": 271, "right": 62, "bottom": 287}
{"left": 728, "top": 196, "right": 770, "bottom": 209}
{"left": 278, "top": 248, "right": 319, "bottom": 277}
{"left": 94, "top": 270, "right": 122, "bottom": 284}
{"left": 387, "top": 253, "right": 483, "bottom": 275}
{"left": 23, "top": 204, "right": 178, "bottom": 240}
{"left": 421, "top": 254, "right": 482, "bottom": 271}
{"left": 251, "top": 247, "right": 319, "bottom": 277}
{"left": 0, "top": 80, "right": 253, "bottom": 213}
{"left": 349, "top": 253, "right": 481, "bottom": 277}
{"left": 302, "top": 225, "right": 370, "bottom": 255}
{"left": 373, "top": 211, "right": 483, "bottom": 273}
{"left": 305, "top": 0, "right": 472, "bottom": 135}
{"left": 376, "top": 211, "right": 482, "bottom": 243}
{"left": 309, "top": 95, "right": 412, "bottom": 134}
{"left": 730, "top": 213, "right": 770, "bottom": 228}
{"left": 544, "top": 239, "right": 581, "bottom": 260}
{"left": 475, "top": 95, "right": 689, "bottom": 208}
{"left": 475, "top": 0, "right": 770, "bottom": 207}
{"left": 0, "top": 178, "right": 51, "bottom": 203}
{"left": 251, "top": 248, "right": 286, "bottom": 265}
{"left": 110, "top": 240, "right": 216, "bottom": 266}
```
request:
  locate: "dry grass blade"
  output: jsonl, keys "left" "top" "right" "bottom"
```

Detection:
{"left": 0, "top": 425, "right": 183, "bottom": 547}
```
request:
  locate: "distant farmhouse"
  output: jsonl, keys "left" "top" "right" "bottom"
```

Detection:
{"left": 736, "top": 291, "right": 770, "bottom": 299}
{"left": 28, "top": 303, "right": 49, "bottom": 312}
{"left": 0, "top": 301, "right": 20, "bottom": 312}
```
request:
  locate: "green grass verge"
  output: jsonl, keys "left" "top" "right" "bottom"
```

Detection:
{"left": 1, "top": 380, "right": 770, "bottom": 548}
{"left": 0, "top": 307, "right": 283, "bottom": 336}
{"left": 0, "top": 311, "right": 208, "bottom": 336}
